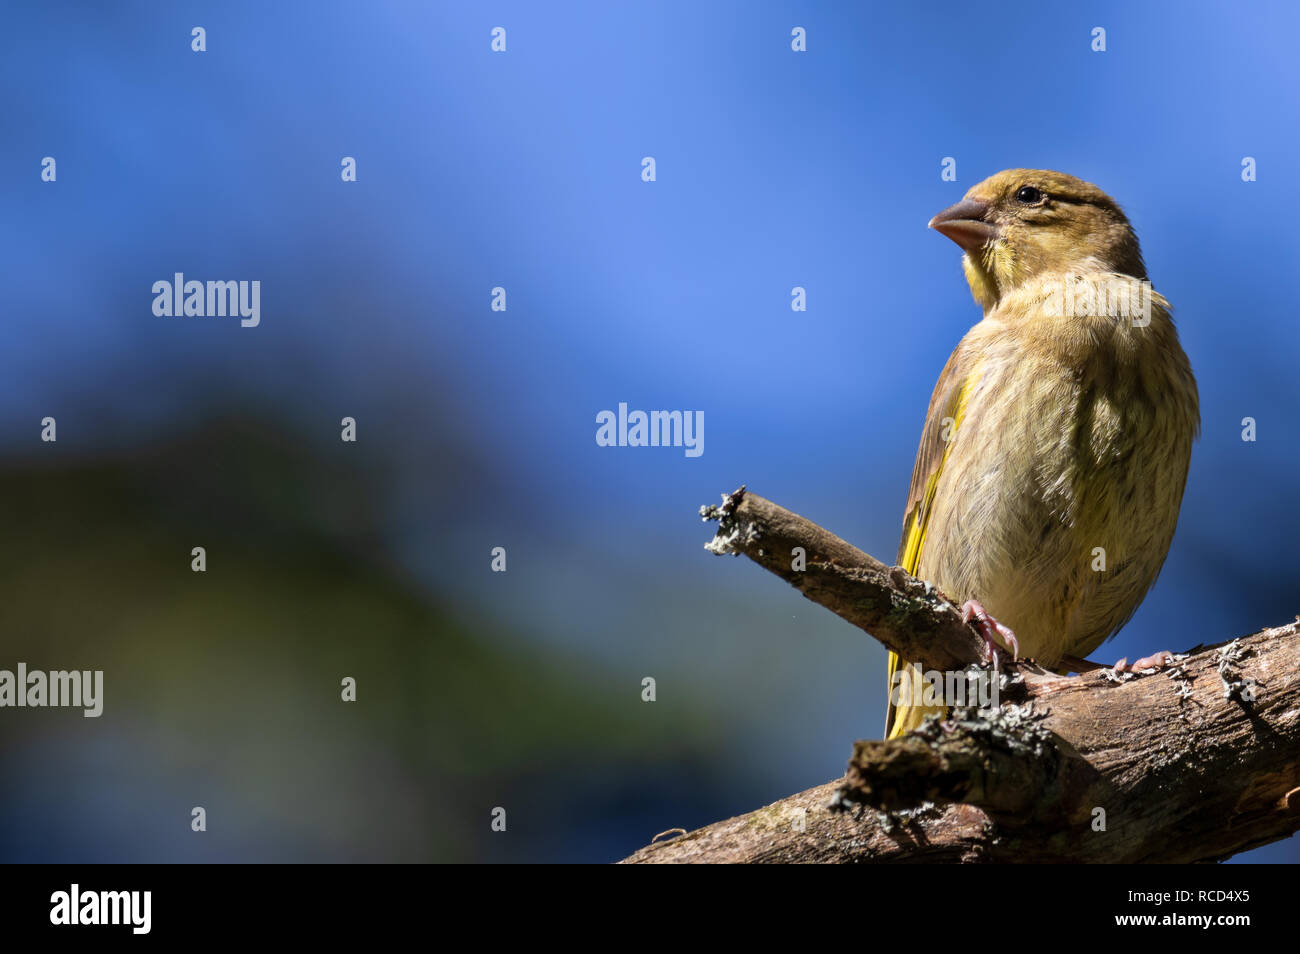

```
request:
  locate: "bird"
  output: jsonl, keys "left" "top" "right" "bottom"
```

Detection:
{"left": 886, "top": 169, "right": 1199, "bottom": 740}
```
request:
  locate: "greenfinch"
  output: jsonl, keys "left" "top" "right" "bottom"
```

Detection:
{"left": 886, "top": 169, "right": 1200, "bottom": 739}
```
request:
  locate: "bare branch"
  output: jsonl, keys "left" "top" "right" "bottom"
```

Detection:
{"left": 699, "top": 486, "right": 986, "bottom": 671}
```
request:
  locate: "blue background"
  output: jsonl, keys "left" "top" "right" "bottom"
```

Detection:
{"left": 1, "top": 0, "right": 1296, "bottom": 862}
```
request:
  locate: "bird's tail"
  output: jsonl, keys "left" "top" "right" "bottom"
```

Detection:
{"left": 885, "top": 652, "right": 947, "bottom": 739}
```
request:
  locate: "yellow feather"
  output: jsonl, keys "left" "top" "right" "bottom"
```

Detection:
{"left": 886, "top": 372, "right": 978, "bottom": 739}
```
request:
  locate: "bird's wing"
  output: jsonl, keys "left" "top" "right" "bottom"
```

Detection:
{"left": 885, "top": 344, "right": 983, "bottom": 738}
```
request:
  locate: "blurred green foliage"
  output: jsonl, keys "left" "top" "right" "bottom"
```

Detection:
{"left": 0, "top": 415, "right": 707, "bottom": 861}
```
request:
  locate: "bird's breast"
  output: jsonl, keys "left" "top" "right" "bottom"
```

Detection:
{"left": 917, "top": 317, "right": 1195, "bottom": 664}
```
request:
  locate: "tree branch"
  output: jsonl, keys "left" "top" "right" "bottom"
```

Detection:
{"left": 698, "top": 486, "right": 986, "bottom": 671}
{"left": 622, "top": 488, "right": 1300, "bottom": 863}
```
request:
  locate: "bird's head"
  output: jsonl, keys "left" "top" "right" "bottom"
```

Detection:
{"left": 929, "top": 169, "right": 1146, "bottom": 311}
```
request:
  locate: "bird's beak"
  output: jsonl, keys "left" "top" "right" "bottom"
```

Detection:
{"left": 929, "top": 198, "right": 998, "bottom": 253}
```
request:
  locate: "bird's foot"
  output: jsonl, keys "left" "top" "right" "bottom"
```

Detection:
{"left": 1113, "top": 651, "right": 1176, "bottom": 674}
{"left": 961, "top": 599, "right": 1019, "bottom": 669}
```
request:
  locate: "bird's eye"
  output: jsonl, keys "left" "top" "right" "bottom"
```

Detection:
{"left": 1016, "top": 186, "right": 1044, "bottom": 204}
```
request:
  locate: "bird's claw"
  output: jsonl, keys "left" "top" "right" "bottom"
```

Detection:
{"left": 1113, "top": 651, "right": 1175, "bottom": 674}
{"left": 961, "top": 598, "right": 1019, "bottom": 669}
